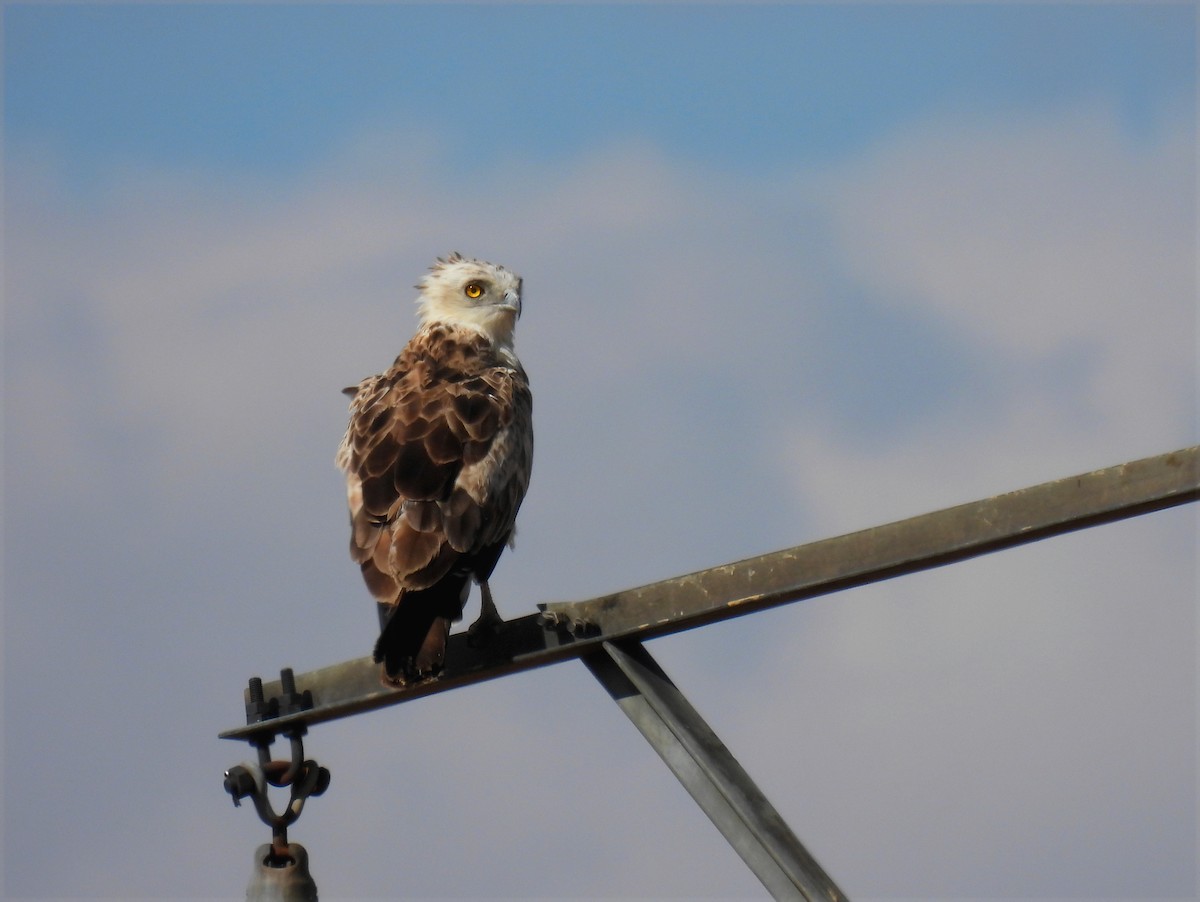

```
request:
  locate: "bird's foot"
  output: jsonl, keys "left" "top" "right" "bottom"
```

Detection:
{"left": 539, "top": 608, "right": 597, "bottom": 636}
{"left": 467, "top": 610, "right": 503, "bottom": 647}
{"left": 378, "top": 659, "right": 443, "bottom": 689}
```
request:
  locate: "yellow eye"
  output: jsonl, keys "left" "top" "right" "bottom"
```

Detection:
{"left": 464, "top": 282, "right": 484, "bottom": 299}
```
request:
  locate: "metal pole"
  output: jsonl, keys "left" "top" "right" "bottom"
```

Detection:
{"left": 584, "top": 639, "right": 847, "bottom": 901}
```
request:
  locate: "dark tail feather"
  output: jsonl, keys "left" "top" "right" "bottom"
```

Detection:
{"left": 373, "top": 578, "right": 467, "bottom": 683}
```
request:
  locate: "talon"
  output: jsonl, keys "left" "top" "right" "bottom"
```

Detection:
{"left": 379, "top": 667, "right": 440, "bottom": 689}
{"left": 467, "top": 620, "right": 500, "bottom": 647}
{"left": 540, "top": 609, "right": 596, "bottom": 636}
{"left": 378, "top": 666, "right": 407, "bottom": 689}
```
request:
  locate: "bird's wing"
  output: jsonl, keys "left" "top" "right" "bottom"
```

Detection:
{"left": 339, "top": 325, "right": 531, "bottom": 603}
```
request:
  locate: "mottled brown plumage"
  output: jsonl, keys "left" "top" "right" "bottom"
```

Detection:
{"left": 337, "top": 254, "right": 532, "bottom": 684}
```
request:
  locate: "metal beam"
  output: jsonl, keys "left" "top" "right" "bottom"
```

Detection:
{"left": 583, "top": 640, "right": 846, "bottom": 901}
{"left": 221, "top": 445, "right": 1198, "bottom": 742}
{"left": 546, "top": 444, "right": 1200, "bottom": 640}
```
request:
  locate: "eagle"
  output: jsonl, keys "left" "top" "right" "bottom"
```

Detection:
{"left": 336, "top": 253, "right": 533, "bottom": 685}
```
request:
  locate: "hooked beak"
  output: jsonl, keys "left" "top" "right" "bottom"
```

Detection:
{"left": 501, "top": 289, "right": 522, "bottom": 319}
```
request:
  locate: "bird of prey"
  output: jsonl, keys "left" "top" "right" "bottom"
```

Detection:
{"left": 337, "top": 253, "right": 533, "bottom": 684}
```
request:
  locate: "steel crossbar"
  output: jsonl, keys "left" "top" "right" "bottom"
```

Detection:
{"left": 221, "top": 446, "right": 1198, "bottom": 742}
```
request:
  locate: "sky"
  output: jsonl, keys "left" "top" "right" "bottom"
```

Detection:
{"left": 2, "top": 2, "right": 1197, "bottom": 900}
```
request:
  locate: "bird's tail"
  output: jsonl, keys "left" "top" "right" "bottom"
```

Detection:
{"left": 373, "top": 578, "right": 467, "bottom": 684}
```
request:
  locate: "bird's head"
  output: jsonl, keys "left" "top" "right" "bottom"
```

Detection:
{"left": 415, "top": 252, "right": 523, "bottom": 346}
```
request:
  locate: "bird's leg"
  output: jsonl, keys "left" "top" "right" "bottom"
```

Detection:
{"left": 467, "top": 580, "right": 504, "bottom": 646}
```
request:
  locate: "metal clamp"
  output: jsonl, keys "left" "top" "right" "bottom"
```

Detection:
{"left": 224, "top": 672, "right": 329, "bottom": 865}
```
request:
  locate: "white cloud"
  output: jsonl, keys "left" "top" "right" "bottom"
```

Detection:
{"left": 821, "top": 108, "right": 1193, "bottom": 351}
{"left": 777, "top": 106, "right": 1194, "bottom": 531}
{"left": 823, "top": 107, "right": 1195, "bottom": 457}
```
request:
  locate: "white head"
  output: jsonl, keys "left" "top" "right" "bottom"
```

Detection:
{"left": 415, "top": 252, "right": 523, "bottom": 347}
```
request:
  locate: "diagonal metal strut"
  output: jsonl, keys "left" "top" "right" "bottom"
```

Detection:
{"left": 584, "top": 640, "right": 846, "bottom": 901}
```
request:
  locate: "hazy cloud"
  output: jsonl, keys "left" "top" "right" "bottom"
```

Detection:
{"left": 4, "top": 102, "right": 1194, "bottom": 898}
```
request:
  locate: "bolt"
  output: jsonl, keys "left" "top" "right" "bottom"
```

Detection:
{"left": 223, "top": 765, "right": 257, "bottom": 806}
{"left": 245, "top": 676, "right": 270, "bottom": 724}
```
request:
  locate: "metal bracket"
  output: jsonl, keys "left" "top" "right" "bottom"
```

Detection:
{"left": 224, "top": 671, "right": 330, "bottom": 865}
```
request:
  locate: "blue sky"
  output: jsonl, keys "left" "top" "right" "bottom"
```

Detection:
{"left": 5, "top": 4, "right": 1192, "bottom": 183}
{"left": 4, "top": 3, "right": 1197, "bottom": 900}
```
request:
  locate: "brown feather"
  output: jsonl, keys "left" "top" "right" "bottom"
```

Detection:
{"left": 360, "top": 559, "right": 397, "bottom": 599}
{"left": 423, "top": 418, "right": 464, "bottom": 465}
{"left": 362, "top": 434, "right": 401, "bottom": 477}
{"left": 401, "top": 500, "right": 442, "bottom": 533}
{"left": 404, "top": 543, "right": 460, "bottom": 589}
{"left": 386, "top": 522, "right": 443, "bottom": 582}
{"left": 338, "top": 319, "right": 533, "bottom": 682}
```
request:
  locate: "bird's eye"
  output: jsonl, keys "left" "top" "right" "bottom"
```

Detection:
{"left": 464, "top": 282, "right": 484, "bottom": 299}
